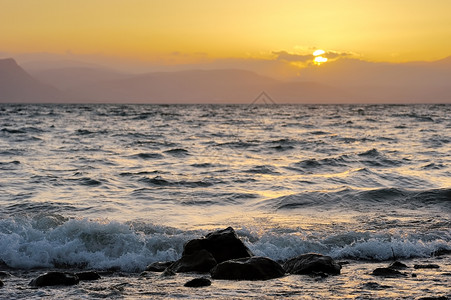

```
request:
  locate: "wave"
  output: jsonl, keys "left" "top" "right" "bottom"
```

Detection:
{"left": 259, "top": 187, "right": 451, "bottom": 211}
{"left": 0, "top": 215, "right": 449, "bottom": 271}
{"left": 139, "top": 176, "right": 214, "bottom": 188}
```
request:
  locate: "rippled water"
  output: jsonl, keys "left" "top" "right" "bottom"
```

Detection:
{"left": 0, "top": 104, "right": 450, "bottom": 299}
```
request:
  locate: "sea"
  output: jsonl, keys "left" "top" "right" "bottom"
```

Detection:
{"left": 0, "top": 103, "right": 450, "bottom": 299}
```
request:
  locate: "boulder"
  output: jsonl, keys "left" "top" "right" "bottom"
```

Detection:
{"left": 146, "top": 261, "right": 174, "bottom": 272}
{"left": 283, "top": 253, "right": 341, "bottom": 275}
{"left": 371, "top": 267, "right": 407, "bottom": 277}
{"left": 211, "top": 256, "right": 285, "bottom": 280}
{"left": 169, "top": 227, "right": 253, "bottom": 273}
{"left": 169, "top": 249, "right": 217, "bottom": 273}
{"left": 75, "top": 271, "right": 101, "bottom": 281}
{"left": 29, "top": 272, "right": 79, "bottom": 287}
{"left": 184, "top": 277, "right": 212, "bottom": 287}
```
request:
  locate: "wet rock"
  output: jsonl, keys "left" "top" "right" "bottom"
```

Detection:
{"left": 169, "top": 249, "right": 217, "bottom": 273}
{"left": 184, "top": 277, "right": 212, "bottom": 287}
{"left": 362, "top": 281, "right": 392, "bottom": 290}
{"left": 414, "top": 264, "right": 440, "bottom": 269}
{"left": 371, "top": 267, "right": 407, "bottom": 277}
{"left": 0, "top": 279, "right": 3, "bottom": 288}
{"left": 0, "top": 271, "right": 11, "bottom": 278}
{"left": 389, "top": 261, "right": 408, "bottom": 269}
{"left": 211, "top": 256, "right": 285, "bottom": 281}
{"left": 75, "top": 271, "right": 101, "bottom": 281}
{"left": 283, "top": 253, "right": 341, "bottom": 275}
{"left": 29, "top": 272, "right": 79, "bottom": 287}
{"left": 146, "top": 261, "right": 174, "bottom": 272}
{"left": 169, "top": 227, "right": 253, "bottom": 273}
{"left": 433, "top": 248, "right": 451, "bottom": 257}
{"left": 417, "top": 297, "right": 449, "bottom": 300}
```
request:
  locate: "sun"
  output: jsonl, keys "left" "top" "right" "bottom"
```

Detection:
{"left": 313, "top": 49, "right": 328, "bottom": 65}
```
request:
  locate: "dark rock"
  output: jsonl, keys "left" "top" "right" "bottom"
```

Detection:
{"left": 371, "top": 267, "right": 407, "bottom": 277}
{"left": 184, "top": 277, "right": 212, "bottom": 287}
{"left": 414, "top": 264, "right": 440, "bottom": 269}
{"left": 211, "top": 256, "right": 285, "bottom": 281}
{"left": 0, "top": 271, "right": 11, "bottom": 279}
{"left": 0, "top": 279, "right": 3, "bottom": 288}
{"left": 169, "top": 227, "right": 253, "bottom": 273}
{"left": 75, "top": 271, "right": 101, "bottom": 281}
{"left": 29, "top": 272, "right": 79, "bottom": 287}
{"left": 169, "top": 249, "right": 217, "bottom": 273}
{"left": 362, "top": 281, "right": 392, "bottom": 290}
{"left": 184, "top": 227, "right": 253, "bottom": 264}
{"left": 283, "top": 253, "right": 341, "bottom": 275}
{"left": 146, "top": 261, "right": 174, "bottom": 272}
{"left": 389, "top": 261, "right": 408, "bottom": 269}
{"left": 417, "top": 297, "right": 449, "bottom": 300}
{"left": 433, "top": 248, "right": 451, "bottom": 257}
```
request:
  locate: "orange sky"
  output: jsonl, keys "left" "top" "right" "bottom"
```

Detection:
{"left": 1, "top": 0, "right": 450, "bottom": 65}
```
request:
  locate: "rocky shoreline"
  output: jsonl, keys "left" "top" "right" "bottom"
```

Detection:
{"left": 1, "top": 227, "right": 450, "bottom": 299}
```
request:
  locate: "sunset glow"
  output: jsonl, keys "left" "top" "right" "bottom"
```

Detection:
{"left": 1, "top": 0, "right": 450, "bottom": 65}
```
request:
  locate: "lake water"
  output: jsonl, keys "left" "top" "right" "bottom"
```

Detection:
{"left": 0, "top": 103, "right": 450, "bottom": 299}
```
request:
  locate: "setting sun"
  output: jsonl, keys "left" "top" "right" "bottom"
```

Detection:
{"left": 313, "top": 49, "right": 328, "bottom": 65}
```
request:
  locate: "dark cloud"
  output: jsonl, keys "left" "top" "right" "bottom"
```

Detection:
{"left": 323, "top": 51, "right": 351, "bottom": 59}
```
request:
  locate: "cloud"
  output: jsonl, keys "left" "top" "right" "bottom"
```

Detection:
{"left": 323, "top": 51, "right": 351, "bottom": 60}
{"left": 272, "top": 51, "right": 313, "bottom": 62}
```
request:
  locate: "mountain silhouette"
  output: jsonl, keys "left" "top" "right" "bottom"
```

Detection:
{"left": 0, "top": 58, "right": 61, "bottom": 102}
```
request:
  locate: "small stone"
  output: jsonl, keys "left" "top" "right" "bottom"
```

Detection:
{"left": 184, "top": 277, "right": 212, "bottom": 288}
{"left": 75, "top": 271, "right": 101, "bottom": 281}
{"left": 371, "top": 267, "right": 407, "bottom": 277}
{"left": 146, "top": 261, "right": 174, "bottom": 272}
{"left": 414, "top": 264, "right": 440, "bottom": 269}
{"left": 29, "top": 272, "right": 79, "bottom": 287}
{"left": 389, "top": 261, "right": 408, "bottom": 269}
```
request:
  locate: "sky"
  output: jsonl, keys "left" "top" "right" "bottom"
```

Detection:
{"left": 1, "top": 0, "right": 451, "bottom": 69}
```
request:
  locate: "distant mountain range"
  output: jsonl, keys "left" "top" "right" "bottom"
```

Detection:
{"left": 0, "top": 57, "right": 450, "bottom": 103}
{"left": 0, "top": 58, "right": 61, "bottom": 102}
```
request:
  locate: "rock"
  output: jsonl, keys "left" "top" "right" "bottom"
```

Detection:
{"left": 184, "top": 277, "right": 212, "bottom": 287}
{"left": 417, "top": 297, "right": 449, "bottom": 300}
{"left": 283, "top": 253, "right": 341, "bottom": 275}
{"left": 29, "top": 272, "right": 79, "bottom": 287}
{"left": 0, "top": 271, "right": 11, "bottom": 278}
{"left": 0, "top": 279, "right": 3, "bottom": 288}
{"left": 146, "top": 261, "right": 174, "bottom": 272}
{"left": 185, "top": 227, "right": 253, "bottom": 264}
{"left": 75, "top": 271, "right": 101, "bottom": 281}
{"left": 414, "top": 264, "right": 440, "bottom": 269}
{"left": 169, "top": 227, "right": 253, "bottom": 273}
{"left": 433, "top": 248, "right": 451, "bottom": 257}
{"left": 169, "top": 249, "right": 217, "bottom": 273}
{"left": 389, "top": 261, "right": 408, "bottom": 269}
{"left": 211, "top": 256, "right": 285, "bottom": 281}
{"left": 371, "top": 267, "right": 407, "bottom": 277}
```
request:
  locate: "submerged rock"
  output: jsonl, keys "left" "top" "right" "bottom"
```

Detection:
{"left": 75, "top": 271, "right": 101, "bottom": 281}
{"left": 371, "top": 267, "right": 407, "bottom": 277}
{"left": 211, "top": 256, "right": 285, "bottom": 280}
{"left": 389, "top": 261, "right": 409, "bottom": 269}
{"left": 414, "top": 264, "right": 440, "bottom": 269}
{"left": 29, "top": 272, "right": 79, "bottom": 287}
{"left": 184, "top": 277, "right": 212, "bottom": 287}
{"left": 283, "top": 253, "right": 341, "bottom": 275}
{"left": 168, "top": 227, "right": 253, "bottom": 273}
{"left": 146, "top": 261, "right": 174, "bottom": 272}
